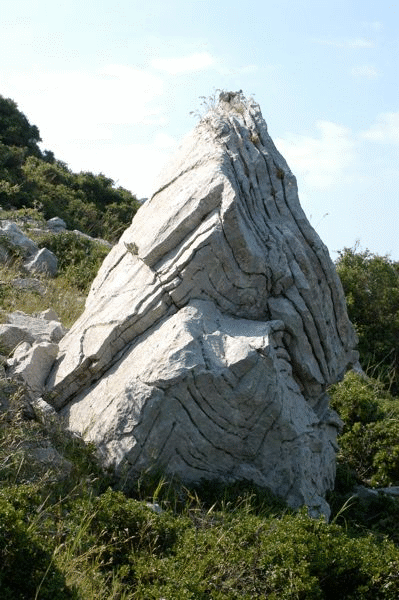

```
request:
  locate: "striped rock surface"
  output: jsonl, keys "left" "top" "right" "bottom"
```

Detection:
{"left": 46, "top": 93, "right": 358, "bottom": 516}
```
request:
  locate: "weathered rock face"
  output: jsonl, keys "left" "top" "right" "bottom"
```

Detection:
{"left": 46, "top": 92, "right": 358, "bottom": 516}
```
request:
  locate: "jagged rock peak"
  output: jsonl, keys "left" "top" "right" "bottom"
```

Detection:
{"left": 45, "top": 92, "right": 358, "bottom": 517}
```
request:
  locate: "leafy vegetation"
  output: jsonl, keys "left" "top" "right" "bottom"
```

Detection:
{"left": 32, "top": 231, "right": 110, "bottom": 293}
{"left": 330, "top": 371, "right": 399, "bottom": 487}
{"left": 336, "top": 246, "right": 399, "bottom": 393}
{"left": 1, "top": 412, "right": 399, "bottom": 600}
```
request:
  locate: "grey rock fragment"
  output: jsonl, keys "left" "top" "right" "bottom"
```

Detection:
{"left": 10, "top": 278, "right": 47, "bottom": 295}
{"left": 0, "top": 324, "right": 35, "bottom": 353}
{"left": 47, "top": 216, "right": 66, "bottom": 231}
{"left": 378, "top": 486, "right": 399, "bottom": 497}
{"left": 0, "top": 310, "right": 67, "bottom": 360}
{"left": 0, "top": 220, "right": 39, "bottom": 258}
{"left": 24, "top": 247, "right": 58, "bottom": 276}
{"left": 30, "top": 396, "right": 59, "bottom": 424}
{"left": 353, "top": 485, "right": 379, "bottom": 500}
{"left": 354, "top": 485, "right": 399, "bottom": 500}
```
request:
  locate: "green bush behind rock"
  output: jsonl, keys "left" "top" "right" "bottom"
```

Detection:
{"left": 34, "top": 231, "right": 110, "bottom": 293}
{"left": 330, "top": 371, "right": 399, "bottom": 487}
{"left": 336, "top": 246, "right": 399, "bottom": 393}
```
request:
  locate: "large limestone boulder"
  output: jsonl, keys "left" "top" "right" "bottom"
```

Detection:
{"left": 46, "top": 92, "right": 358, "bottom": 516}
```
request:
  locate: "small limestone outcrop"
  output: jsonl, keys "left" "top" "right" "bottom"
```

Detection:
{"left": 1, "top": 310, "right": 68, "bottom": 399}
{"left": 24, "top": 247, "right": 58, "bottom": 277}
{"left": 0, "top": 309, "right": 67, "bottom": 353}
{"left": 46, "top": 92, "right": 358, "bottom": 516}
{"left": 46, "top": 216, "right": 67, "bottom": 231}
{"left": 0, "top": 220, "right": 58, "bottom": 276}
{"left": 0, "top": 221, "right": 39, "bottom": 256}
{"left": 8, "top": 341, "right": 59, "bottom": 397}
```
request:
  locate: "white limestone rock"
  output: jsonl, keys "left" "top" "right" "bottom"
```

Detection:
{"left": 47, "top": 216, "right": 67, "bottom": 231}
{"left": 10, "top": 278, "right": 47, "bottom": 295}
{"left": 9, "top": 310, "right": 67, "bottom": 341}
{"left": 7, "top": 341, "right": 59, "bottom": 397}
{"left": 24, "top": 247, "right": 58, "bottom": 276}
{"left": 0, "top": 310, "right": 67, "bottom": 353}
{"left": 46, "top": 92, "right": 358, "bottom": 516}
{"left": 0, "top": 220, "right": 39, "bottom": 258}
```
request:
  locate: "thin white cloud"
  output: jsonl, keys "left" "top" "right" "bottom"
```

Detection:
{"left": 238, "top": 65, "right": 258, "bottom": 74}
{"left": 152, "top": 132, "right": 178, "bottom": 150}
{"left": 106, "top": 136, "right": 179, "bottom": 198}
{"left": 361, "top": 112, "right": 399, "bottom": 144}
{"left": 275, "top": 121, "right": 355, "bottom": 189}
{"left": 349, "top": 38, "right": 375, "bottom": 48}
{"left": 361, "top": 21, "right": 383, "bottom": 32}
{"left": 151, "top": 52, "right": 216, "bottom": 74}
{"left": 351, "top": 65, "right": 379, "bottom": 78}
{"left": 3, "top": 65, "right": 165, "bottom": 145}
{"left": 312, "top": 37, "right": 375, "bottom": 48}
{"left": 216, "top": 63, "right": 264, "bottom": 77}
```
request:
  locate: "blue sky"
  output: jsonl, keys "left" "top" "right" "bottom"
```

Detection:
{"left": 1, "top": 0, "right": 398, "bottom": 259}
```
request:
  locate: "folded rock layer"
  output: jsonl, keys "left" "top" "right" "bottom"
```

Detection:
{"left": 46, "top": 92, "right": 357, "bottom": 516}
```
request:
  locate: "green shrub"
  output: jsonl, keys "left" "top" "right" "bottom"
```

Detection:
{"left": 330, "top": 372, "right": 399, "bottom": 486}
{"left": 343, "top": 420, "right": 399, "bottom": 487}
{"left": 190, "top": 478, "right": 288, "bottom": 517}
{"left": 2, "top": 445, "right": 399, "bottom": 600}
{"left": 35, "top": 231, "right": 110, "bottom": 293}
{"left": 69, "top": 489, "right": 184, "bottom": 570}
{"left": 329, "top": 371, "right": 385, "bottom": 427}
{"left": 130, "top": 508, "right": 399, "bottom": 599}
{"left": 0, "top": 95, "right": 140, "bottom": 243}
{"left": 336, "top": 247, "right": 399, "bottom": 393}
{"left": 0, "top": 494, "right": 75, "bottom": 599}
{"left": 329, "top": 487, "right": 399, "bottom": 546}
{"left": 21, "top": 156, "right": 140, "bottom": 242}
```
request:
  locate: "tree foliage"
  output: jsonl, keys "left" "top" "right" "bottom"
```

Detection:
{"left": 336, "top": 246, "right": 399, "bottom": 393}
{"left": 330, "top": 371, "right": 399, "bottom": 486}
{"left": 0, "top": 96, "right": 42, "bottom": 155}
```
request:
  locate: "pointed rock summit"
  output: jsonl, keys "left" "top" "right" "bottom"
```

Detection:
{"left": 46, "top": 92, "right": 357, "bottom": 516}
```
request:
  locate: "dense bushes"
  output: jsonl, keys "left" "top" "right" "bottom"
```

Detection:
{"left": 330, "top": 372, "right": 399, "bottom": 487}
{"left": 21, "top": 157, "right": 140, "bottom": 242}
{"left": 2, "top": 399, "right": 399, "bottom": 599}
{"left": 336, "top": 247, "right": 399, "bottom": 393}
{"left": 35, "top": 231, "right": 110, "bottom": 293}
{"left": 0, "top": 494, "right": 74, "bottom": 600}
{"left": 1, "top": 474, "right": 399, "bottom": 599}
